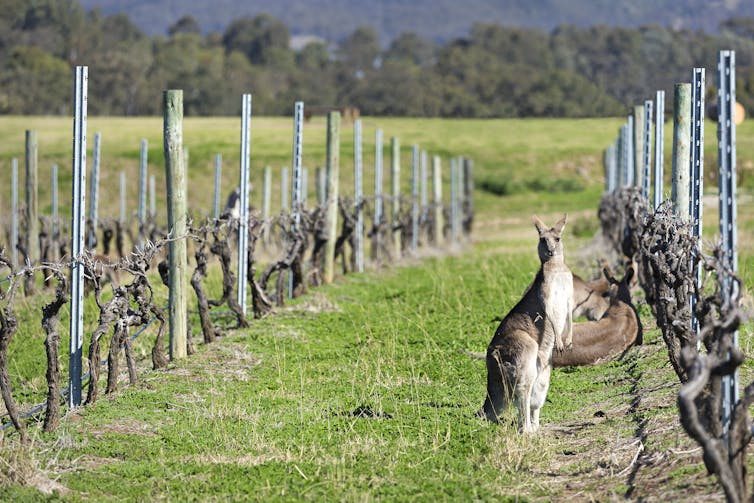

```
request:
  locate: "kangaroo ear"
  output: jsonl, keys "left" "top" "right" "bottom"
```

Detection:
{"left": 603, "top": 267, "right": 618, "bottom": 285}
{"left": 532, "top": 215, "right": 547, "bottom": 235}
{"left": 553, "top": 214, "right": 568, "bottom": 234}
{"left": 624, "top": 266, "right": 635, "bottom": 284}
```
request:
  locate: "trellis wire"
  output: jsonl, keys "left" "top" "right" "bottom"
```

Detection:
{"left": 87, "top": 132, "right": 101, "bottom": 249}
{"left": 68, "top": 65, "right": 88, "bottom": 408}
{"left": 410, "top": 144, "right": 419, "bottom": 251}
{"left": 642, "top": 100, "right": 653, "bottom": 200}
{"left": 718, "top": 50, "right": 738, "bottom": 438}
{"left": 654, "top": 90, "right": 665, "bottom": 209}
{"left": 237, "top": 94, "right": 252, "bottom": 315}
{"left": 354, "top": 119, "right": 364, "bottom": 272}
{"left": 10, "top": 158, "right": 18, "bottom": 268}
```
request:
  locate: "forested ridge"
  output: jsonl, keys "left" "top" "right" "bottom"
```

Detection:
{"left": 3, "top": 0, "right": 754, "bottom": 117}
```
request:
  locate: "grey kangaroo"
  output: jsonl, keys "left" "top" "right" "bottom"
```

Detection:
{"left": 480, "top": 215, "right": 573, "bottom": 433}
{"left": 552, "top": 266, "right": 642, "bottom": 367}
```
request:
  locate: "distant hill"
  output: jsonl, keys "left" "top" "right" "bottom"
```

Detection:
{"left": 79, "top": 0, "right": 754, "bottom": 42}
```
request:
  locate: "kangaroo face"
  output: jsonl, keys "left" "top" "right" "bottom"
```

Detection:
{"left": 533, "top": 215, "right": 567, "bottom": 263}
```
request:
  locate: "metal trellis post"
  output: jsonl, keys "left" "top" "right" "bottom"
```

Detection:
{"left": 654, "top": 90, "right": 665, "bottom": 209}
{"left": 68, "top": 66, "right": 88, "bottom": 408}
{"left": 237, "top": 94, "right": 252, "bottom": 315}
{"left": 718, "top": 50, "right": 738, "bottom": 437}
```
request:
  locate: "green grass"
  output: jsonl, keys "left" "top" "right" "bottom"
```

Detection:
{"left": 0, "top": 115, "right": 753, "bottom": 500}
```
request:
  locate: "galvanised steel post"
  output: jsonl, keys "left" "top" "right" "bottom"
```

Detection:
{"left": 237, "top": 94, "right": 252, "bottom": 315}
{"left": 642, "top": 101, "right": 653, "bottom": 200}
{"left": 450, "top": 158, "right": 459, "bottom": 243}
{"left": 88, "top": 132, "right": 101, "bottom": 249}
{"left": 69, "top": 66, "right": 88, "bottom": 408}
{"left": 689, "top": 69, "right": 705, "bottom": 341}
{"left": 718, "top": 50, "right": 738, "bottom": 438}
{"left": 654, "top": 91, "right": 665, "bottom": 209}
{"left": 289, "top": 102, "right": 304, "bottom": 298}
{"left": 354, "top": 120, "right": 364, "bottom": 272}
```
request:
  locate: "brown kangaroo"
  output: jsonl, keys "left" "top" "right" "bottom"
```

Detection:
{"left": 553, "top": 266, "right": 642, "bottom": 367}
{"left": 480, "top": 215, "right": 573, "bottom": 433}
{"left": 572, "top": 259, "right": 613, "bottom": 320}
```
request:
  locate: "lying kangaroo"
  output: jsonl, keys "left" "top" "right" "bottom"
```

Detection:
{"left": 553, "top": 266, "right": 642, "bottom": 367}
{"left": 480, "top": 215, "right": 573, "bottom": 433}
{"left": 572, "top": 259, "right": 613, "bottom": 320}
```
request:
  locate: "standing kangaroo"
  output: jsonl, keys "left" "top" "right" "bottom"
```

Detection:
{"left": 480, "top": 215, "right": 573, "bottom": 433}
{"left": 552, "top": 266, "right": 642, "bottom": 367}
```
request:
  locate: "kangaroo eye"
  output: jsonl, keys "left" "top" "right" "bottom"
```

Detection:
{"left": 555, "top": 237, "right": 560, "bottom": 242}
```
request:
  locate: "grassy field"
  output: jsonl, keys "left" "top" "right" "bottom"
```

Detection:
{"left": 0, "top": 115, "right": 753, "bottom": 500}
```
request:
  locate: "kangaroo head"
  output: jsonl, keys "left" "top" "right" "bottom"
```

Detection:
{"left": 533, "top": 214, "right": 567, "bottom": 263}
{"left": 603, "top": 266, "right": 634, "bottom": 305}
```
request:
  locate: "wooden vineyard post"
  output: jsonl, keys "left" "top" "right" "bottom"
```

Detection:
{"left": 410, "top": 145, "right": 419, "bottom": 251}
{"left": 323, "top": 111, "right": 340, "bottom": 284}
{"left": 51, "top": 164, "right": 59, "bottom": 261}
{"left": 633, "top": 104, "right": 644, "bottom": 188}
{"left": 119, "top": 171, "right": 126, "bottom": 224}
{"left": 88, "top": 132, "right": 101, "bottom": 249}
{"left": 213, "top": 154, "right": 222, "bottom": 219}
{"left": 390, "top": 136, "right": 401, "bottom": 256}
{"left": 262, "top": 166, "right": 272, "bottom": 244}
{"left": 138, "top": 138, "right": 148, "bottom": 243}
{"left": 671, "top": 83, "right": 691, "bottom": 219}
{"left": 163, "top": 89, "right": 188, "bottom": 360}
{"left": 10, "top": 158, "right": 18, "bottom": 268}
{"left": 420, "top": 150, "right": 428, "bottom": 244}
{"left": 68, "top": 66, "right": 88, "bottom": 408}
{"left": 24, "top": 129, "right": 39, "bottom": 294}
{"left": 432, "top": 156, "right": 443, "bottom": 245}
{"left": 281, "top": 167, "right": 289, "bottom": 214}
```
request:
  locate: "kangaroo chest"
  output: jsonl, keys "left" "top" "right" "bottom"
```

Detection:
{"left": 541, "top": 271, "right": 572, "bottom": 337}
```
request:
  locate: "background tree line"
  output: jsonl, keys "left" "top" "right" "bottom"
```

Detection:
{"left": 2, "top": 0, "right": 754, "bottom": 117}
